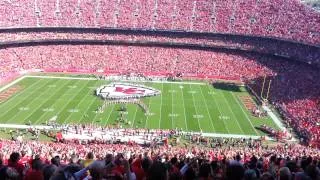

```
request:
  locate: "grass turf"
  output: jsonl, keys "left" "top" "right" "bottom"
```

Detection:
{"left": 0, "top": 75, "right": 280, "bottom": 136}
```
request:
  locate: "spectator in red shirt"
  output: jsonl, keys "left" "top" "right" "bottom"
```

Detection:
{"left": 131, "top": 158, "right": 145, "bottom": 180}
{"left": 7, "top": 152, "right": 24, "bottom": 179}
{"left": 24, "top": 158, "right": 44, "bottom": 180}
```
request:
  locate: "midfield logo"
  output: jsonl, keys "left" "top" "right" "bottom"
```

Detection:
{"left": 115, "top": 87, "right": 145, "bottom": 95}
{"left": 96, "top": 83, "right": 161, "bottom": 100}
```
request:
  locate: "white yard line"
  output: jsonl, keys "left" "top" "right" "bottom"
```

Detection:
{"left": 180, "top": 85, "right": 189, "bottom": 131}
{"left": 79, "top": 81, "right": 103, "bottom": 124}
{"left": 63, "top": 81, "right": 94, "bottom": 124}
{"left": 144, "top": 98, "right": 152, "bottom": 129}
{"left": 72, "top": 82, "right": 100, "bottom": 124}
{"left": 25, "top": 80, "right": 71, "bottom": 125}
{"left": 103, "top": 103, "right": 116, "bottom": 127}
{"left": 209, "top": 89, "right": 231, "bottom": 134}
{"left": 80, "top": 94, "right": 100, "bottom": 125}
{"left": 231, "top": 92, "right": 259, "bottom": 135}
{"left": 3, "top": 80, "right": 54, "bottom": 124}
{"left": 131, "top": 104, "right": 139, "bottom": 128}
{"left": 220, "top": 91, "right": 245, "bottom": 134}
{"left": 53, "top": 81, "right": 85, "bottom": 125}
{"left": 198, "top": 85, "right": 216, "bottom": 132}
{"left": 171, "top": 84, "right": 174, "bottom": 129}
{"left": 0, "top": 78, "right": 44, "bottom": 115}
{"left": 159, "top": 83, "right": 163, "bottom": 129}
{"left": 189, "top": 84, "right": 202, "bottom": 131}
{"left": 0, "top": 76, "right": 26, "bottom": 93}
{"left": 34, "top": 82, "right": 82, "bottom": 124}
{"left": 143, "top": 81, "right": 152, "bottom": 129}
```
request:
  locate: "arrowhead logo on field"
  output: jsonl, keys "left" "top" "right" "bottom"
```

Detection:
{"left": 115, "top": 87, "right": 145, "bottom": 95}
{"left": 96, "top": 83, "right": 161, "bottom": 100}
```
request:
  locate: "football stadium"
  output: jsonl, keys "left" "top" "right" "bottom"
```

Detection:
{"left": 0, "top": 0, "right": 319, "bottom": 179}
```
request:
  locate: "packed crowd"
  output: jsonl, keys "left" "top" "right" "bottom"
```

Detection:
{"left": 0, "top": 45, "right": 275, "bottom": 80}
{"left": 0, "top": 0, "right": 319, "bottom": 44}
{"left": 0, "top": 31, "right": 318, "bottom": 67}
{"left": 0, "top": 138, "right": 320, "bottom": 180}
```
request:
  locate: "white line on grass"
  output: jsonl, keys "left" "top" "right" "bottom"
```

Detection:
{"left": 189, "top": 84, "right": 202, "bottom": 132}
{"left": 0, "top": 76, "right": 25, "bottom": 93}
{"left": 103, "top": 103, "right": 116, "bottom": 127}
{"left": 17, "top": 79, "right": 68, "bottom": 124}
{"left": 64, "top": 82, "right": 95, "bottom": 124}
{"left": 144, "top": 98, "right": 152, "bottom": 129}
{"left": 25, "top": 75, "right": 97, "bottom": 81}
{"left": 52, "top": 81, "right": 85, "bottom": 125}
{"left": 32, "top": 80, "right": 79, "bottom": 125}
{"left": 143, "top": 82, "right": 158, "bottom": 128}
{"left": 92, "top": 84, "right": 112, "bottom": 125}
{"left": 171, "top": 84, "right": 174, "bottom": 129}
{"left": 198, "top": 86, "right": 216, "bottom": 132}
{"left": 159, "top": 83, "right": 163, "bottom": 129}
{"left": 179, "top": 85, "right": 188, "bottom": 131}
{"left": 209, "top": 88, "right": 231, "bottom": 134}
{"left": 220, "top": 91, "right": 245, "bottom": 134}
{"left": 3, "top": 80, "right": 54, "bottom": 124}
{"left": 262, "top": 108, "right": 296, "bottom": 143}
{"left": 0, "top": 78, "right": 44, "bottom": 115}
{"left": 131, "top": 104, "right": 139, "bottom": 128}
{"left": 25, "top": 75, "right": 206, "bottom": 85}
{"left": 231, "top": 92, "right": 259, "bottom": 135}
{"left": 79, "top": 94, "right": 100, "bottom": 124}
{"left": 78, "top": 81, "right": 102, "bottom": 124}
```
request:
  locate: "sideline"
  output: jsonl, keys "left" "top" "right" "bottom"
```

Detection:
{"left": 0, "top": 124, "right": 52, "bottom": 130}
{"left": 262, "top": 105, "right": 286, "bottom": 131}
{"left": 262, "top": 105, "right": 297, "bottom": 141}
{"left": 25, "top": 75, "right": 207, "bottom": 85}
{"left": 0, "top": 76, "right": 25, "bottom": 93}
{"left": 0, "top": 123, "right": 269, "bottom": 139}
{"left": 26, "top": 75, "right": 97, "bottom": 81}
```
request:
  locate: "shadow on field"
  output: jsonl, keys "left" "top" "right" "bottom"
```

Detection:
{"left": 212, "top": 82, "right": 242, "bottom": 92}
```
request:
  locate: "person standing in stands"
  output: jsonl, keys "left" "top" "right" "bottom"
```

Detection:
{"left": 7, "top": 152, "right": 24, "bottom": 179}
{"left": 24, "top": 158, "right": 44, "bottom": 180}
{"left": 83, "top": 152, "right": 94, "bottom": 168}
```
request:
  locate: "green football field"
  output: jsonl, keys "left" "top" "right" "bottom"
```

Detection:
{"left": 0, "top": 75, "right": 280, "bottom": 136}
